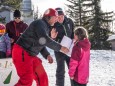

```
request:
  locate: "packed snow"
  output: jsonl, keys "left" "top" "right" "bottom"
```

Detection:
{"left": 42, "top": 50, "right": 115, "bottom": 86}
{"left": 0, "top": 50, "right": 115, "bottom": 86}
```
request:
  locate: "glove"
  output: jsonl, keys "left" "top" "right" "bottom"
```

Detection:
{"left": 6, "top": 50, "right": 11, "bottom": 57}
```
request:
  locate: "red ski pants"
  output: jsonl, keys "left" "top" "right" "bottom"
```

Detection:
{"left": 12, "top": 44, "right": 48, "bottom": 86}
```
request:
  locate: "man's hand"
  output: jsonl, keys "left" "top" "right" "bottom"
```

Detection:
{"left": 60, "top": 46, "right": 69, "bottom": 54}
{"left": 47, "top": 55, "right": 53, "bottom": 64}
{"left": 20, "top": 33, "right": 23, "bottom": 35}
{"left": 11, "top": 38, "right": 14, "bottom": 43}
{"left": 51, "top": 28, "right": 58, "bottom": 39}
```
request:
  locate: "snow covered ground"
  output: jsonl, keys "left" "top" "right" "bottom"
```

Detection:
{"left": 42, "top": 50, "right": 115, "bottom": 86}
{"left": 0, "top": 50, "right": 115, "bottom": 86}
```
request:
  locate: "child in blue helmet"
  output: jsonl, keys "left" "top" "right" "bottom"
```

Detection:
{"left": 0, "top": 23, "right": 11, "bottom": 58}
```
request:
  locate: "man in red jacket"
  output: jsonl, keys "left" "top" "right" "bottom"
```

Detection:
{"left": 6, "top": 9, "right": 28, "bottom": 47}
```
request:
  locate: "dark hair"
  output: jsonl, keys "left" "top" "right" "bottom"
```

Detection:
{"left": 74, "top": 26, "right": 88, "bottom": 40}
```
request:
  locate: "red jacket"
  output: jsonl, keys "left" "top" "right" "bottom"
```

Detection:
{"left": 69, "top": 38, "right": 91, "bottom": 84}
{"left": 6, "top": 21, "right": 28, "bottom": 44}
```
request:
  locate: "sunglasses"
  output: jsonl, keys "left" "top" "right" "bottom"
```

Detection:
{"left": 14, "top": 17, "right": 20, "bottom": 19}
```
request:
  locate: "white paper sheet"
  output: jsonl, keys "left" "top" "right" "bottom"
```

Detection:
{"left": 60, "top": 36, "right": 74, "bottom": 57}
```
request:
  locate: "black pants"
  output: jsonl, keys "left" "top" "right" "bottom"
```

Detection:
{"left": 72, "top": 80, "right": 86, "bottom": 86}
{"left": 55, "top": 51, "right": 74, "bottom": 86}
{"left": 0, "top": 51, "right": 6, "bottom": 58}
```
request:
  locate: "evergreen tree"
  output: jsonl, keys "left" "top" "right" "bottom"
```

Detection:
{"left": 33, "top": 6, "right": 42, "bottom": 20}
{"left": 66, "top": 0, "right": 114, "bottom": 49}
{"left": 0, "top": 15, "right": 6, "bottom": 23}
{"left": 66, "top": 0, "right": 93, "bottom": 30}
{"left": 0, "top": 0, "right": 22, "bottom": 9}
{"left": 90, "top": 0, "right": 113, "bottom": 49}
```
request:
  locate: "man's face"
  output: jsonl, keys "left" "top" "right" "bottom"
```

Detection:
{"left": 57, "top": 15, "right": 64, "bottom": 23}
{"left": 14, "top": 17, "right": 21, "bottom": 23}
{"left": 49, "top": 16, "right": 58, "bottom": 26}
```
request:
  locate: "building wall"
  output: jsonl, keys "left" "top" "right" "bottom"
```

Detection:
{"left": 21, "top": 0, "right": 32, "bottom": 11}
{"left": 20, "top": 0, "right": 33, "bottom": 25}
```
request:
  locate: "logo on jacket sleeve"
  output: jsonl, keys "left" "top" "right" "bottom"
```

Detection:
{"left": 38, "top": 37, "right": 46, "bottom": 45}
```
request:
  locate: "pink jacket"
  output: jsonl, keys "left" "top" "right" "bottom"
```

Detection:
{"left": 69, "top": 38, "right": 91, "bottom": 84}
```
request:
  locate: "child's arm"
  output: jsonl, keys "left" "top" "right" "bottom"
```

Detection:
{"left": 5, "top": 34, "right": 11, "bottom": 57}
{"left": 68, "top": 45, "right": 81, "bottom": 79}
{"left": 69, "top": 58, "right": 78, "bottom": 79}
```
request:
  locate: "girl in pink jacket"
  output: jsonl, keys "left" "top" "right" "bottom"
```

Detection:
{"left": 69, "top": 26, "right": 91, "bottom": 86}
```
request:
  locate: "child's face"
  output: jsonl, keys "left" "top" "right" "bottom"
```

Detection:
{"left": 74, "top": 34, "right": 79, "bottom": 42}
{"left": 0, "top": 33, "right": 4, "bottom": 35}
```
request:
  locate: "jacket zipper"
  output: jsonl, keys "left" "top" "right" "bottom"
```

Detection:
{"left": 62, "top": 25, "right": 68, "bottom": 36}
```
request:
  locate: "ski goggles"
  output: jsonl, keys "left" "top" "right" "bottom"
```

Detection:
{"left": 0, "top": 29, "right": 5, "bottom": 33}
